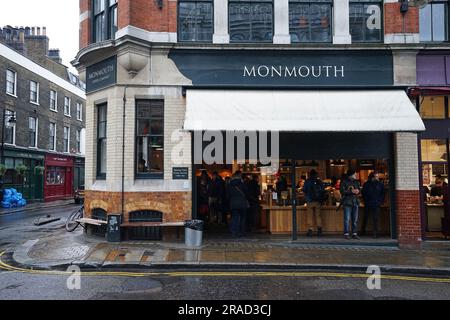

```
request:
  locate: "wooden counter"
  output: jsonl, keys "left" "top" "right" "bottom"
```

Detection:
{"left": 262, "top": 204, "right": 391, "bottom": 235}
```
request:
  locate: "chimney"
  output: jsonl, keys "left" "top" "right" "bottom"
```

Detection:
{"left": 19, "top": 30, "right": 25, "bottom": 42}
{"left": 31, "top": 27, "right": 35, "bottom": 35}
{"left": 37, "top": 27, "right": 41, "bottom": 36}
{"left": 43, "top": 27, "right": 46, "bottom": 36}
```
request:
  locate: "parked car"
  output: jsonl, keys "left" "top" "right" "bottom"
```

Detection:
{"left": 74, "top": 185, "right": 85, "bottom": 204}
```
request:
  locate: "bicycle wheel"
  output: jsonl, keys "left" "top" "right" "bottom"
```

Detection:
{"left": 65, "top": 206, "right": 83, "bottom": 232}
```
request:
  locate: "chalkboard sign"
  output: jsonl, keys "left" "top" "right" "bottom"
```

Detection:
{"left": 173, "top": 167, "right": 189, "bottom": 180}
{"left": 107, "top": 214, "right": 121, "bottom": 242}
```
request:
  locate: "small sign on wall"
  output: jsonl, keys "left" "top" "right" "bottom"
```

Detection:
{"left": 86, "top": 56, "right": 117, "bottom": 93}
{"left": 173, "top": 167, "right": 189, "bottom": 180}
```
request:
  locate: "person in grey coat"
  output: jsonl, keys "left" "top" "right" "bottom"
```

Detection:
{"left": 340, "top": 169, "right": 361, "bottom": 240}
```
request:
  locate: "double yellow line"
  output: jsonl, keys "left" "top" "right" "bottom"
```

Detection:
{"left": 1, "top": 251, "right": 450, "bottom": 283}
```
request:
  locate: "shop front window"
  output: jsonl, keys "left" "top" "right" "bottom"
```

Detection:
{"left": 349, "top": 0, "right": 382, "bottom": 43}
{"left": 178, "top": 0, "right": 214, "bottom": 42}
{"left": 421, "top": 138, "right": 450, "bottom": 239}
{"left": 289, "top": 0, "right": 332, "bottom": 43}
{"left": 229, "top": 0, "right": 274, "bottom": 43}
{"left": 136, "top": 100, "right": 164, "bottom": 178}
{"left": 420, "top": 1, "right": 448, "bottom": 42}
{"left": 97, "top": 104, "right": 107, "bottom": 179}
{"left": 3, "top": 158, "right": 24, "bottom": 185}
{"left": 420, "top": 96, "right": 446, "bottom": 119}
{"left": 46, "top": 167, "right": 66, "bottom": 186}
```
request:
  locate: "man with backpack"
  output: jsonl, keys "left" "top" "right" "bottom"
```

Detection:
{"left": 302, "top": 169, "right": 326, "bottom": 237}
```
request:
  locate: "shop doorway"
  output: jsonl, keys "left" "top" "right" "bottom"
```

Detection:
{"left": 193, "top": 159, "right": 393, "bottom": 240}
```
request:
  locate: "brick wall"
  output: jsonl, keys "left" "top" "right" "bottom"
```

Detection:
{"left": 396, "top": 190, "right": 422, "bottom": 248}
{"left": 384, "top": 2, "right": 419, "bottom": 34}
{"left": 79, "top": 0, "right": 91, "bottom": 49}
{"left": 0, "top": 57, "right": 86, "bottom": 154}
{"left": 118, "top": 0, "right": 177, "bottom": 33}
{"left": 84, "top": 190, "right": 192, "bottom": 223}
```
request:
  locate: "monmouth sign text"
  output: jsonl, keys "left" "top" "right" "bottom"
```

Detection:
{"left": 243, "top": 65, "right": 345, "bottom": 79}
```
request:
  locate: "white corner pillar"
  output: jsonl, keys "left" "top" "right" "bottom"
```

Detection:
{"left": 213, "top": 0, "right": 230, "bottom": 44}
{"left": 273, "top": 0, "right": 291, "bottom": 44}
{"left": 333, "top": 0, "right": 352, "bottom": 44}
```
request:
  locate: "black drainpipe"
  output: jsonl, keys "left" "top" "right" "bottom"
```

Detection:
{"left": 122, "top": 86, "right": 129, "bottom": 217}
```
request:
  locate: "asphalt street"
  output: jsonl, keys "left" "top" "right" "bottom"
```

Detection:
{"left": 0, "top": 270, "right": 449, "bottom": 300}
{"left": 0, "top": 204, "right": 79, "bottom": 252}
{"left": 0, "top": 205, "right": 450, "bottom": 300}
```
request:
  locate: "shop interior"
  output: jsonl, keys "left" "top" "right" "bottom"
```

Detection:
{"left": 194, "top": 158, "right": 392, "bottom": 238}
{"left": 420, "top": 139, "right": 450, "bottom": 240}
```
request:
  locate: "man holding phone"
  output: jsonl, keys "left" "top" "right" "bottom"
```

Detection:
{"left": 340, "top": 169, "right": 361, "bottom": 240}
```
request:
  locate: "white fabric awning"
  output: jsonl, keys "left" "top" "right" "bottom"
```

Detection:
{"left": 184, "top": 90, "right": 425, "bottom": 132}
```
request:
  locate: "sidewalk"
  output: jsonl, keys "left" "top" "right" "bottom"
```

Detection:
{"left": 7, "top": 228, "right": 450, "bottom": 275}
{"left": 0, "top": 199, "right": 74, "bottom": 215}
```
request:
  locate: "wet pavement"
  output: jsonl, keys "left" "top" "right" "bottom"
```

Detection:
{"left": 4, "top": 225, "right": 450, "bottom": 274}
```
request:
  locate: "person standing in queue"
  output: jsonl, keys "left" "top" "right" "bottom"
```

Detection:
{"left": 228, "top": 171, "right": 249, "bottom": 238}
{"left": 208, "top": 172, "right": 225, "bottom": 225}
{"left": 340, "top": 169, "right": 361, "bottom": 240}
{"left": 246, "top": 174, "right": 261, "bottom": 232}
{"left": 361, "top": 172, "right": 385, "bottom": 238}
{"left": 302, "top": 169, "right": 325, "bottom": 237}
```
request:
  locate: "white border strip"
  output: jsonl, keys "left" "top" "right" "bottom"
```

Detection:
{"left": 0, "top": 43, "right": 86, "bottom": 98}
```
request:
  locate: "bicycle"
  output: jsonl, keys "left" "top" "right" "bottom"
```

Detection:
{"left": 65, "top": 205, "right": 84, "bottom": 232}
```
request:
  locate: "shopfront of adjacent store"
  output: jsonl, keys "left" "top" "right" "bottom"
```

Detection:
{"left": 414, "top": 52, "right": 450, "bottom": 240}
{"left": 2, "top": 148, "right": 45, "bottom": 202}
{"left": 44, "top": 155, "right": 74, "bottom": 202}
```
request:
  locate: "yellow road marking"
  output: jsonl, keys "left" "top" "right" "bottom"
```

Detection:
{"left": 1, "top": 251, "right": 450, "bottom": 283}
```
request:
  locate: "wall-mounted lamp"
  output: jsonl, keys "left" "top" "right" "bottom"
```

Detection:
{"left": 155, "top": 0, "right": 163, "bottom": 9}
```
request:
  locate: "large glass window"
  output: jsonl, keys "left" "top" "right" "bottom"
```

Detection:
{"left": 50, "top": 90, "right": 57, "bottom": 111}
{"left": 29, "top": 117, "right": 37, "bottom": 148}
{"left": 93, "top": 0, "right": 117, "bottom": 42}
{"left": 46, "top": 167, "right": 66, "bottom": 186}
{"left": 30, "top": 81, "right": 39, "bottom": 104}
{"left": 178, "top": 1, "right": 213, "bottom": 42}
{"left": 76, "top": 129, "right": 81, "bottom": 153}
{"left": 421, "top": 139, "right": 448, "bottom": 162}
{"left": 97, "top": 104, "right": 107, "bottom": 179}
{"left": 229, "top": 0, "right": 274, "bottom": 43}
{"left": 63, "top": 126, "right": 70, "bottom": 153}
{"left": 49, "top": 122, "right": 56, "bottom": 151}
{"left": 420, "top": 96, "right": 446, "bottom": 119}
{"left": 6, "top": 69, "right": 17, "bottom": 96}
{"left": 289, "top": 0, "right": 332, "bottom": 43}
{"left": 350, "top": 0, "right": 382, "bottom": 43}
{"left": 64, "top": 97, "right": 71, "bottom": 116}
{"left": 136, "top": 100, "right": 164, "bottom": 178}
{"left": 420, "top": 1, "right": 448, "bottom": 42}
{"left": 4, "top": 110, "right": 16, "bottom": 145}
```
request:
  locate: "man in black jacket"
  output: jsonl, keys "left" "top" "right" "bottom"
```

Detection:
{"left": 361, "top": 172, "right": 385, "bottom": 238}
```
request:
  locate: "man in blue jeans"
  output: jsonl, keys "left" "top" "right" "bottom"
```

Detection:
{"left": 340, "top": 169, "right": 361, "bottom": 240}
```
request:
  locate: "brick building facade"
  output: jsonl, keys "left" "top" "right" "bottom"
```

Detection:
{"left": 73, "top": 0, "right": 450, "bottom": 247}
{"left": 0, "top": 26, "right": 86, "bottom": 202}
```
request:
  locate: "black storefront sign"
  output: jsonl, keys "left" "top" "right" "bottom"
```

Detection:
{"left": 86, "top": 56, "right": 117, "bottom": 93}
{"left": 169, "top": 50, "right": 393, "bottom": 87}
{"left": 173, "top": 167, "right": 189, "bottom": 180}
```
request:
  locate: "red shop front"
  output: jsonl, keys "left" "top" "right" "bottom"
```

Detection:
{"left": 44, "top": 155, "right": 74, "bottom": 202}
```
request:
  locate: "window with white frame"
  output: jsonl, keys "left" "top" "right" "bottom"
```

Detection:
{"left": 50, "top": 90, "right": 58, "bottom": 111}
{"left": 76, "top": 102, "right": 83, "bottom": 121}
{"left": 29, "top": 117, "right": 38, "bottom": 148}
{"left": 6, "top": 70, "right": 17, "bottom": 96}
{"left": 4, "top": 110, "right": 16, "bottom": 145}
{"left": 76, "top": 129, "right": 81, "bottom": 153}
{"left": 63, "top": 126, "right": 70, "bottom": 153}
{"left": 30, "top": 81, "right": 39, "bottom": 104}
{"left": 64, "top": 97, "right": 71, "bottom": 116}
{"left": 49, "top": 122, "right": 56, "bottom": 151}
{"left": 420, "top": 1, "right": 449, "bottom": 42}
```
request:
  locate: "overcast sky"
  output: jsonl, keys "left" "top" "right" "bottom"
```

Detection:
{"left": 0, "top": 0, "right": 79, "bottom": 73}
